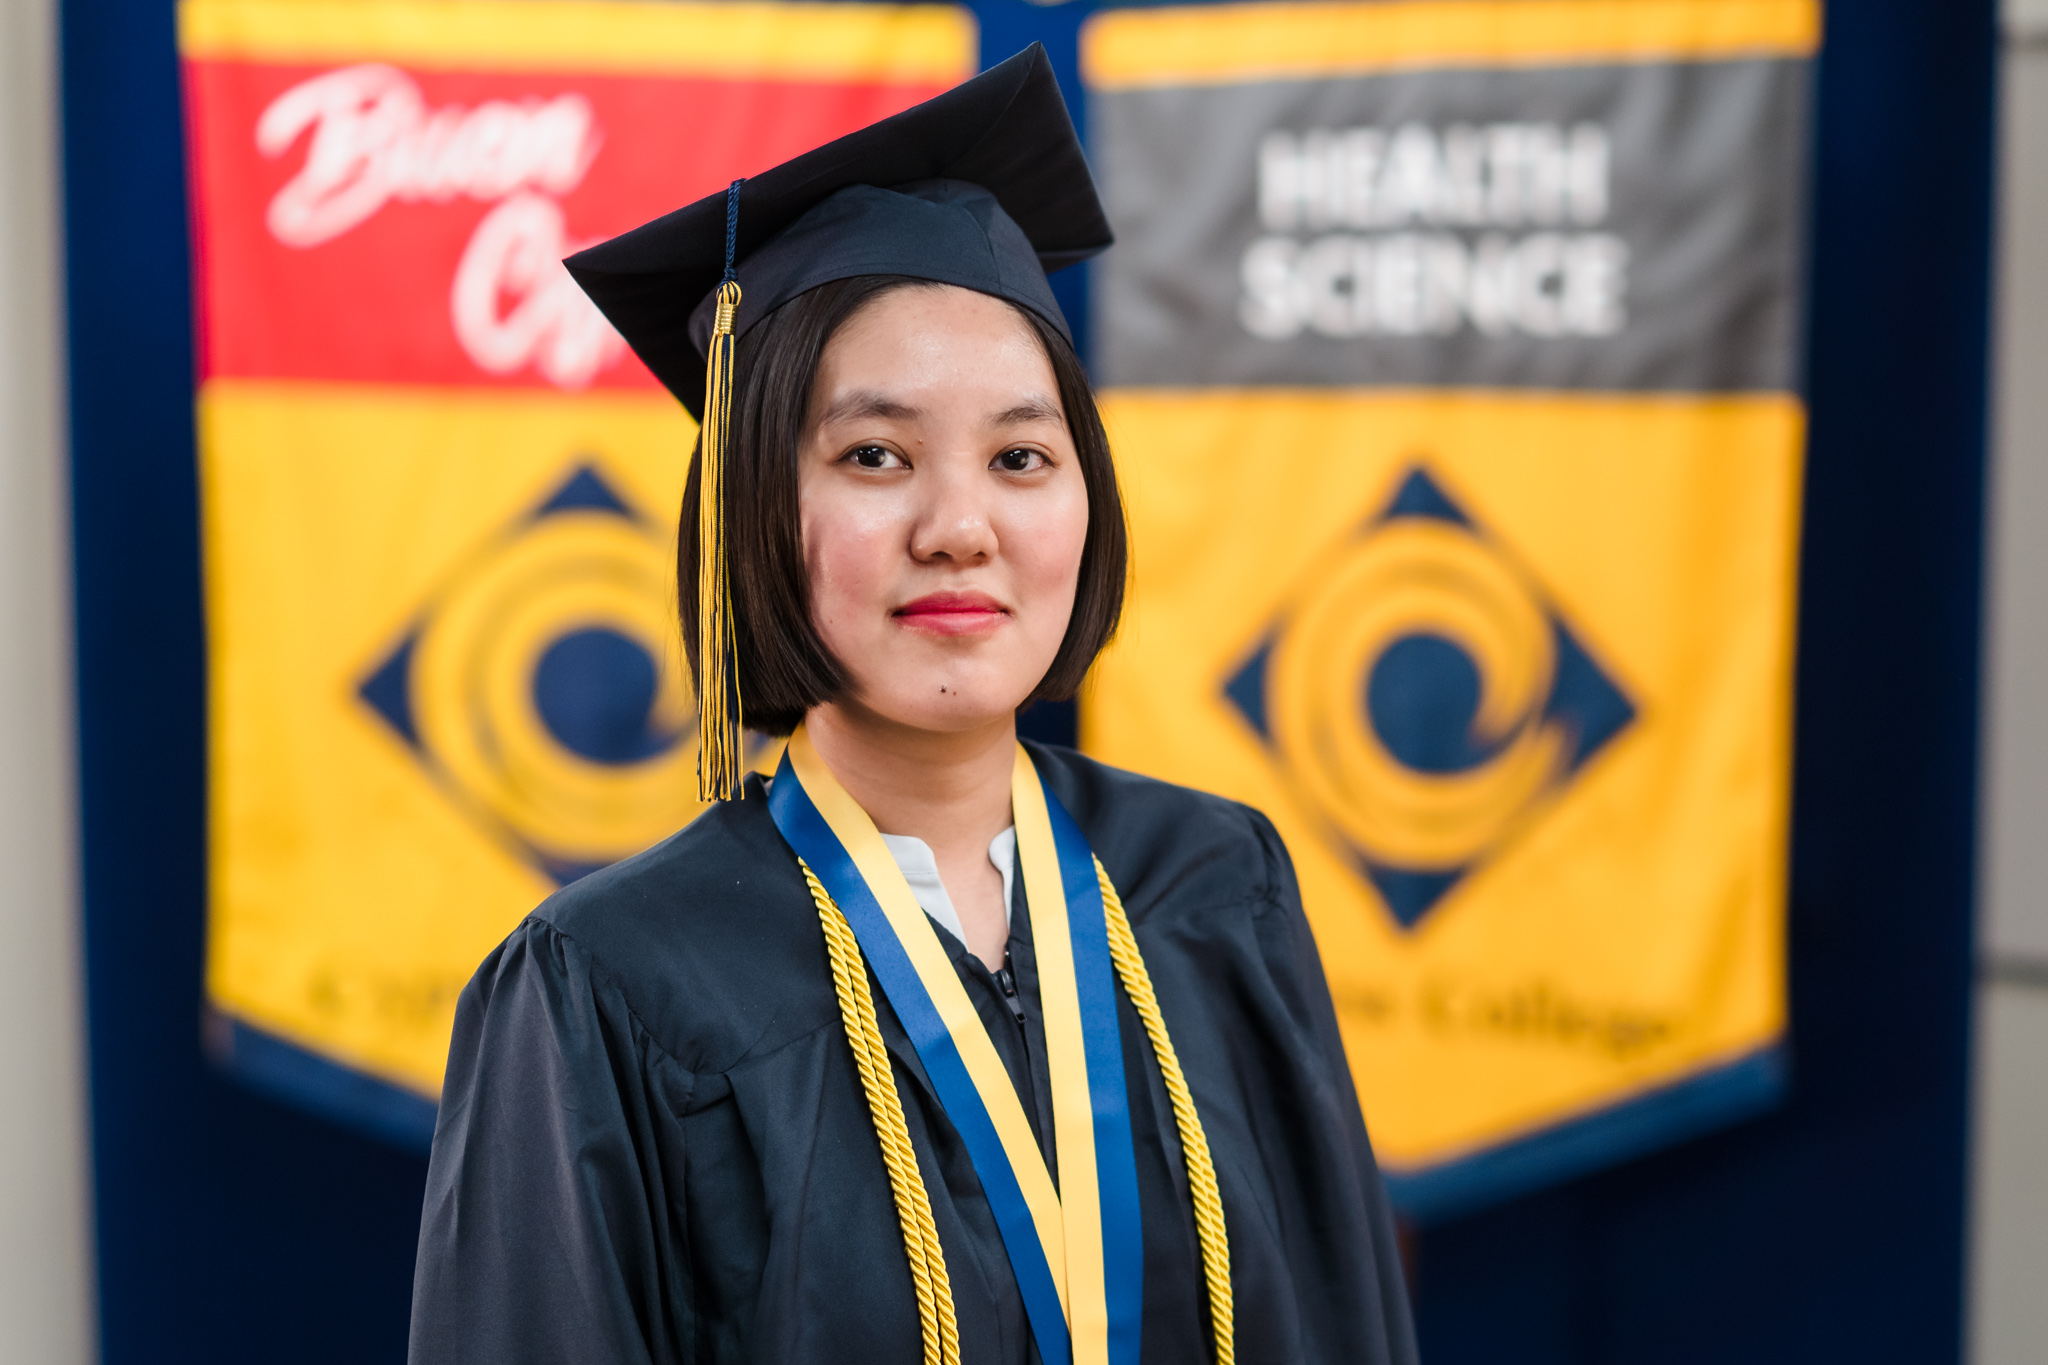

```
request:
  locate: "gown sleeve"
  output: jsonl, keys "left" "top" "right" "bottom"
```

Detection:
{"left": 1246, "top": 807, "right": 1421, "bottom": 1365}
{"left": 409, "top": 918, "right": 697, "bottom": 1365}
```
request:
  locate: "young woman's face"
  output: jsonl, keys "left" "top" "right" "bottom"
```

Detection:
{"left": 798, "top": 284, "right": 1089, "bottom": 734}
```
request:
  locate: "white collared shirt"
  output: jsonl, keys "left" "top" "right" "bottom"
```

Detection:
{"left": 878, "top": 826, "right": 1017, "bottom": 949}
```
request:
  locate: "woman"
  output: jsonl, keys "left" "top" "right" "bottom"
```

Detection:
{"left": 409, "top": 47, "right": 1417, "bottom": 1365}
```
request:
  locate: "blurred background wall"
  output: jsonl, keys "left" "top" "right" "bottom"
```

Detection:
{"left": 1970, "top": 1, "right": 2048, "bottom": 1360}
{"left": 0, "top": 0, "right": 95, "bottom": 1357}
{"left": 5, "top": 0, "right": 2037, "bottom": 1360}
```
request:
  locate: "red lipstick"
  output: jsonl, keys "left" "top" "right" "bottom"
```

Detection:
{"left": 893, "top": 591, "right": 1009, "bottom": 636}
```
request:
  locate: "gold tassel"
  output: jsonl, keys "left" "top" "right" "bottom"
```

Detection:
{"left": 695, "top": 272, "right": 744, "bottom": 801}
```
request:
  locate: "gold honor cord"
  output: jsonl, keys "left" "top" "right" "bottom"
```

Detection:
{"left": 798, "top": 853, "right": 1234, "bottom": 1365}
{"left": 807, "top": 859, "right": 962, "bottom": 1365}
{"left": 1095, "top": 858, "right": 1233, "bottom": 1365}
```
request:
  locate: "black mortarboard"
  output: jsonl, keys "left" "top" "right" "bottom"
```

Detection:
{"left": 565, "top": 43, "right": 1112, "bottom": 422}
{"left": 563, "top": 44, "right": 1111, "bottom": 800}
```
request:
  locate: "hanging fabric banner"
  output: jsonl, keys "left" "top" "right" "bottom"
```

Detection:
{"left": 181, "top": 0, "right": 974, "bottom": 1146}
{"left": 1081, "top": 0, "right": 1816, "bottom": 1219}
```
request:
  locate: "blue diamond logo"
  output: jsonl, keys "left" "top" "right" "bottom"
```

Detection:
{"left": 358, "top": 463, "right": 699, "bottom": 886}
{"left": 1226, "top": 466, "right": 1635, "bottom": 930}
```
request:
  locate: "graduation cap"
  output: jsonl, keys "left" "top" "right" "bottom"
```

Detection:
{"left": 566, "top": 44, "right": 1112, "bottom": 799}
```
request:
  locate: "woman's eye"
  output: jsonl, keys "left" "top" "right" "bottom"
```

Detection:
{"left": 994, "top": 448, "right": 1047, "bottom": 473}
{"left": 846, "top": 445, "right": 904, "bottom": 470}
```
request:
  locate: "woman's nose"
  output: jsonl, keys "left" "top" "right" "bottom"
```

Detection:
{"left": 908, "top": 455, "right": 998, "bottom": 564}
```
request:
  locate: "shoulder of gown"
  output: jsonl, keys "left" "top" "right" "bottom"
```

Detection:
{"left": 515, "top": 771, "right": 836, "bottom": 1077}
{"left": 1023, "top": 739, "right": 1292, "bottom": 925}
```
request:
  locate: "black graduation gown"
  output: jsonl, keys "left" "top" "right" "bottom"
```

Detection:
{"left": 407, "top": 743, "right": 1419, "bottom": 1365}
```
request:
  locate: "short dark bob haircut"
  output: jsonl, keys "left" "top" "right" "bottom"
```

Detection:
{"left": 678, "top": 274, "right": 1128, "bottom": 737}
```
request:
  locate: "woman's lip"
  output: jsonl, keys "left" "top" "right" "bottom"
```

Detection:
{"left": 895, "top": 592, "right": 1007, "bottom": 616}
{"left": 893, "top": 593, "right": 1009, "bottom": 635}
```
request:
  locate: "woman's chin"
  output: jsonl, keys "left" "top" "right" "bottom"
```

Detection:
{"left": 823, "top": 636, "right": 1055, "bottom": 737}
{"left": 849, "top": 679, "right": 1036, "bottom": 737}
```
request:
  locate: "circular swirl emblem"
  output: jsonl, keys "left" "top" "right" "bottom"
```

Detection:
{"left": 1225, "top": 466, "right": 1635, "bottom": 929}
{"left": 359, "top": 465, "right": 703, "bottom": 882}
{"left": 1270, "top": 517, "right": 1567, "bottom": 872}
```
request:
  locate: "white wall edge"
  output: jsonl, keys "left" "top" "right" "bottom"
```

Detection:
{"left": 0, "top": 0, "right": 97, "bottom": 1355}
{"left": 2008, "top": 0, "right": 2048, "bottom": 45}
{"left": 1970, "top": 21, "right": 2048, "bottom": 1365}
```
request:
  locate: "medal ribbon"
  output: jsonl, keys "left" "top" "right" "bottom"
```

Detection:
{"left": 768, "top": 725, "right": 1143, "bottom": 1365}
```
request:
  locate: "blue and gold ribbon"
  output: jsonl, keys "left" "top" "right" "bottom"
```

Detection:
{"left": 768, "top": 724, "right": 1143, "bottom": 1365}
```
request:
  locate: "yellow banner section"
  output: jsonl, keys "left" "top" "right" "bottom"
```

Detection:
{"left": 1085, "top": 388, "right": 1800, "bottom": 1166}
{"left": 1083, "top": 0, "right": 1820, "bottom": 89}
{"left": 181, "top": 0, "right": 976, "bottom": 80}
{"left": 201, "top": 379, "right": 698, "bottom": 1095}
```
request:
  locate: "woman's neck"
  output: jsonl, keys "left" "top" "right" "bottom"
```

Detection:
{"left": 804, "top": 699, "right": 1017, "bottom": 844}
{"left": 804, "top": 700, "right": 1017, "bottom": 968}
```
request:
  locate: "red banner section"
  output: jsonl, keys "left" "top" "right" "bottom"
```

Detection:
{"left": 184, "top": 3, "right": 970, "bottom": 391}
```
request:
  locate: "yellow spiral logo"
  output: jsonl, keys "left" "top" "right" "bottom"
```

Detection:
{"left": 1225, "top": 467, "right": 1634, "bottom": 929}
{"left": 360, "top": 464, "right": 707, "bottom": 883}
{"left": 1271, "top": 517, "right": 1568, "bottom": 870}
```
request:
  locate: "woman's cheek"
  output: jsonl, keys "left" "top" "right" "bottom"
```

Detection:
{"left": 805, "top": 518, "right": 886, "bottom": 648}
{"left": 1018, "top": 487, "right": 1089, "bottom": 625}
{"left": 801, "top": 520, "right": 848, "bottom": 642}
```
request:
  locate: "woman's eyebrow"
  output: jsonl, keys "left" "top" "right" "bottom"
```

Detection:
{"left": 987, "top": 396, "right": 1065, "bottom": 428}
{"left": 816, "top": 389, "right": 922, "bottom": 425}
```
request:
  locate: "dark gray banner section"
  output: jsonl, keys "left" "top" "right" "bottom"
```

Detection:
{"left": 1091, "top": 59, "right": 1809, "bottom": 392}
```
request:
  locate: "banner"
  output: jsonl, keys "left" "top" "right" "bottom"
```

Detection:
{"left": 1081, "top": 0, "right": 1815, "bottom": 1218}
{"left": 182, "top": 0, "right": 974, "bottom": 1143}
